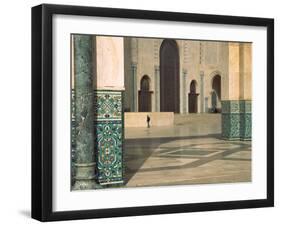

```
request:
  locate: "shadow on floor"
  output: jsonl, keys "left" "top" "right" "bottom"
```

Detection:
{"left": 123, "top": 133, "right": 223, "bottom": 184}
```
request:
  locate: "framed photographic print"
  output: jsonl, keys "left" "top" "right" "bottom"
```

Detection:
{"left": 31, "top": 4, "right": 274, "bottom": 221}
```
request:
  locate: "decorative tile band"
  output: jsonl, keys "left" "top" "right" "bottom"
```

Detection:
{"left": 221, "top": 100, "right": 252, "bottom": 140}
{"left": 221, "top": 100, "right": 240, "bottom": 113}
{"left": 221, "top": 113, "right": 241, "bottom": 139}
{"left": 94, "top": 90, "right": 124, "bottom": 185}
{"left": 95, "top": 121, "right": 123, "bottom": 184}
{"left": 94, "top": 91, "right": 122, "bottom": 121}
{"left": 239, "top": 100, "right": 252, "bottom": 140}
{"left": 240, "top": 113, "right": 252, "bottom": 140}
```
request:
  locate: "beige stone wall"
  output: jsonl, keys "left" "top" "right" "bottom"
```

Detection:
{"left": 71, "top": 36, "right": 251, "bottom": 116}
{"left": 239, "top": 43, "right": 252, "bottom": 100}
{"left": 95, "top": 36, "right": 124, "bottom": 90}
{"left": 125, "top": 112, "right": 174, "bottom": 127}
{"left": 136, "top": 38, "right": 160, "bottom": 112}
{"left": 121, "top": 37, "right": 252, "bottom": 113}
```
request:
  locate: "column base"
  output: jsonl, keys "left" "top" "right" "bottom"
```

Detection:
{"left": 72, "top": 162, "right": 96, "bottom": 190}
{"left": 99, "top": 180, "right": 124, "bottom": 186}
{"left": 72, "top": 180, "right": 97, "bottom": 190}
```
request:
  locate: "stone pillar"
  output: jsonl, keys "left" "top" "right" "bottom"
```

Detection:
{"left": 239, "top": 43, "right": 252, "bottom": 140}
{"left": 221, "top": 43, "right": 252, "bottom": 140}
{"left": 182, "top": 70, "right": 187, "bottom": 113}
{"left": 221, "top": 43, "right": 241, "bottom": 140}
{"left": 73, "top": 35, "right": 95, "bottom": 190}
{"left": 94, "top": 36, "right": 124, "bottom": 185}
{"left": 200, "top": 71, "right": 204, "bottom": 113}
{"left": 154, "top": 65, "right": 160, "bottom": 112}
{"left": 131, "top": 63, "right": 137, "bottom": 112}
{"left": 239, "top": 100, "right": 252, "bottom": 140}
{"left": 204, "top": 97, "right": 209, "bottom": 112}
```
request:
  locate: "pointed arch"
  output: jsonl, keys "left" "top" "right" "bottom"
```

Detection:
{"left": 138, "top": 75, "right": 152, "bottom": 112}
{"left": 188, "top": 80, "right": 199, "bottom": 113}
{"left": 160, "top": 39, "right": 180, "bottom": 113}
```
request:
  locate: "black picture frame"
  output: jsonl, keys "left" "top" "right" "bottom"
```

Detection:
{"left": 31, "top": 3, "right": 274, "bottom": 222}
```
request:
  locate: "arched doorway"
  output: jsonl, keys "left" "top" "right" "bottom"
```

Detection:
{"left": 211, "top": 74, "right": 221, "bottom": 112}
{"left": 138, "top": 75, "right": 152, "bottom": 112}
{"left": 160, "top": 39, "right": 180, "bottom": 113}
{"left": 188, "top": 80, "right": 199, "bottom": 113}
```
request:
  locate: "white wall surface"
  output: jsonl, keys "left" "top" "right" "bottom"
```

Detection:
{"left": 0, "top": 0, "right": 279, "bottom": 225}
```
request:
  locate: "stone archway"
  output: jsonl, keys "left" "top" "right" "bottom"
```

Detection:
{"left": 160, "top": 39, "right": 180, "bottom": 113}
{"left": 138, "top": 75, "right": 152, "bottom": 112}
{"left": 188, "top": 80, "right": 199, "bottom": 113}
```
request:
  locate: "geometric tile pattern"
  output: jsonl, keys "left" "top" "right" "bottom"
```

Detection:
{"left": 239, "top": 100, "right": 252, "bottom": 140}
{"left": 221, "top": 100, "right": 251, "bottom": 140}
{"left": 94, "top": 91, "right": 122, "bottom": 121}
{"left": 94, "top": 90, "right": 124, "bottom": 185}
{"left": 124, "top": 135, "right": 251, "bottom": 187}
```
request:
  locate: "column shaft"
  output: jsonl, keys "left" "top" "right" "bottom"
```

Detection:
{"left": 221, "top": 43, "right": 252, "bottom": 141}
{"left": 95, "top": 36, "right": 124, "bottom": 185}
{"left": 221, "top": 43, "right": 240, "bottom": 140}
{"left": 154, "top": 66, "right": 160, "bottom": 112}
{"left": 200, "top": 71, "right": 204, "bottom": 113}
{"left": 182, "top": 70, "right": 187, "bottom": 113}
{"left": 73, "top": 35, "right": 95, "bottom": 190}
{"left": 131, "top": 63, "right": 137, "bottom": 112}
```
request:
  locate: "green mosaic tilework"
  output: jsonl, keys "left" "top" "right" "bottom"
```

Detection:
{"left": 95, "top": 121, "right": 123, "bottom": 184}
{"left": 239, "top": 100, "right": 252, "bottom": 113}
{"left": 221, "top": 100, "right": 240, "bottom": 113}
{"left": 222, "top": 113, "right": 241, "bottom": 139}
{"left": 221, "top": 100, "right": 252, "bottom": 140}
{"left": 94, "top": 90, "right": 124, "bottom": 185}
{"left": 94, "top": 91, "right": 122, "bottom": 121}
{"left": 240, "top": 113, "right": 252, "bottom": 140}
{"left": 240, "top": 100, "right": 252, "bottom": 140}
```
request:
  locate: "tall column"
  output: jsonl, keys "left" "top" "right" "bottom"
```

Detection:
{"left": 94, "top": 36, "right": 124, "bottom": 185}
{"left": 131, "top": 63, "right": 138, "bottom": 112}
{"left": 73, "top": 35, "right": 95, "bottom": 190}
{"left": 154, "top": 65, "right": 160, "bottom": 112}
{"left": 239, "top": 43, "right": 252, "bottom": 140}
{"left": 221, "top": 43, "right": 241, "bottom": 140}
{"left": 221, "top": 43, "right": 252, "bottom": 140}
{"left": 182, "top": 70, "right": 187, "bottom": 113}
{"left": 200, "top": 71, "right": 205, "bottom": 113}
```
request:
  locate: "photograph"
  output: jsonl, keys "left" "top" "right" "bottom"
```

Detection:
{"left": 71, "top": 35, "right": 252, "bottom": 190}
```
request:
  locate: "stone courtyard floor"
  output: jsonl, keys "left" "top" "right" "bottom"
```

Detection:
{"left": 124, "top": 113, "right": 251, "bottom": 187}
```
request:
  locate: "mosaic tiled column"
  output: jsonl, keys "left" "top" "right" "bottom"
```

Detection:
{"left": 221, "top": 100, "right": 252, "bottom": 140}
{"left": 221, "top": 100, "right": 241, "bottom": 140}
{"left": 221, "top": 44, "right": 240, "bottom": 140}
{"left": 239, "top": 44, "right": 252, "bottom": 140}
{"left": 94, "top": 36, "right": 124, "bottom": 185}
{"left": 94, "top": 91, "right": 123, "bottom": 185}
{"left": 240, "top": 100, "right": 252, "bottom": 140}
{"left": 72, "top": 35, "right": 95, "bottom": 190}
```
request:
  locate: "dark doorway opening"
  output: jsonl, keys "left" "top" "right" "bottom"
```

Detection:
{"left": 160, "top": 39, "right": 180, "bottom": 113}
{"left": 188, "top": 80, "right": 199, "bottom": 113}
{"left": 211, "top": 74, "right": 221, "bottom": 113}
{"left": 138, "top": 75, "right": 152, "bottom": 112}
